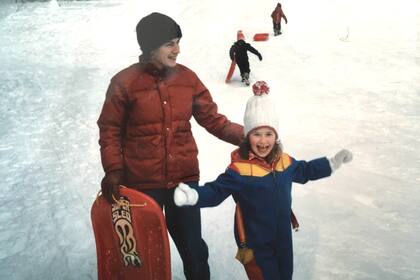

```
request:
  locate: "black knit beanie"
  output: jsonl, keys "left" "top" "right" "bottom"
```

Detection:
{"left": 136, "top": 13, "right": 182, "bottom": 55}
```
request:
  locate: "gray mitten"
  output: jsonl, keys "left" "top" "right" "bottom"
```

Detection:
{"left": 329, "top": 149, "right": 353, "bottom": 172}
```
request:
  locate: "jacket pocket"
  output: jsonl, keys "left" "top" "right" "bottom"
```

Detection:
{"left": 172, "top": 132, "right": 197, "bottom": 155}
{"left": 136, "top": 135, "right": 162, "bottom": 159}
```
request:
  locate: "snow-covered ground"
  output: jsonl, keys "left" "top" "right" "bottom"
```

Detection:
{"left": 1, "top": 0, "right": 419, "bottom": 279}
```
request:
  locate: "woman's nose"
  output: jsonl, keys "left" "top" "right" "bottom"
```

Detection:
{"left": 172, "top": 43, "right": 180, "bottom": 54}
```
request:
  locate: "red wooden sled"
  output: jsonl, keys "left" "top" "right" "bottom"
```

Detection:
{"left": 253, "top": 33, "right": 269, "bottom": 41}
{"left": 91, "top": 187, "right": 171, "bottom": 280}
{"left": 225, "top": 59, "right": 236, "bottom": 83}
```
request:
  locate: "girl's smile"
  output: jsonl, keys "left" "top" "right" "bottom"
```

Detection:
{"left": 248, "top": 127, "right": 277, "bottom": 158}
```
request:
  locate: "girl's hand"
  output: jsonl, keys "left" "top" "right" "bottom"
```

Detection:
{"left": 329, "top": 149, "right": 353, "bottom": 172}
{"left": 174, "top": 183, "right": 198, "bottom": 206}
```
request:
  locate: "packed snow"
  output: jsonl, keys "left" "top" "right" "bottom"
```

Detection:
{"left": 0, "top": 0, "right": 419, "bottom": 279}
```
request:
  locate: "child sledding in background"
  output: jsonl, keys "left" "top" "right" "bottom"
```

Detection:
{"left": 174, "top": 81, "right": 353, "bottom": 280}
{"left": 229, "top": 31, "right": 263, "bottom": 86}
{"left": 271, "top": 3, "right": 288, "bottom": 36}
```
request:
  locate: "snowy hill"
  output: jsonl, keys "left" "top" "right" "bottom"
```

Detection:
{"left": 0, "top": 0, "right": 419, "bottom": 279}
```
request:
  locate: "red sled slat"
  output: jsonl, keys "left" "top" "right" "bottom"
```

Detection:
{"left": 253, "top": 33, "right": 269, "bottom": 41}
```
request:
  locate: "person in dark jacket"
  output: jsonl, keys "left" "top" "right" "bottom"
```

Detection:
{"left": 97, "top": 12, "right": 243, "bottom": 280}
{"left": 271, "top": 3, "right": 288, "bottom": 36}
{"left": 229, "top": 32, "right": 262, "bottom": 86}
{"left": 174, "top": 81, "right": 353, "bottom": 280}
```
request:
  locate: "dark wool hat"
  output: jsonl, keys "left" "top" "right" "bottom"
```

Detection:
{"left": 136, "top": 12, "right": 182, "bottom": 55}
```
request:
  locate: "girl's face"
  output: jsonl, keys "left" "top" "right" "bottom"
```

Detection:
{"left": 248, "top": 127, "right": 277, "bottom": 158}
{"left": 150, "top": 38, "right": 180, "bottom": 69}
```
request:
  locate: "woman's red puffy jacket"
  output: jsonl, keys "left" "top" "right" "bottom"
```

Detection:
{"left": 97, "top": 62, "right": 243, "bottom": 190}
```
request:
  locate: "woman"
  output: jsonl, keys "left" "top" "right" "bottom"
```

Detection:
{"left": 97, "top": 12, "right": 243, "bottom": 280}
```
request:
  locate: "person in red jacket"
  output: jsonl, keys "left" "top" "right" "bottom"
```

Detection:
{"left": 97, "top": 12, "right": 243, "bottom": 280}
{"left": 271, "top": 3, "right": 288, "bottom": 36}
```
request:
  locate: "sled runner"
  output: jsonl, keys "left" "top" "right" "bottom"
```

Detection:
{"left": 91, "top": 187, "right": 171, "bottom": 280}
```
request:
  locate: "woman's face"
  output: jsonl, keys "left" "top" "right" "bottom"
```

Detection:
{"left": 150, "top": 38, "right": 180, "bottom": 68}
{"left": 248, "top": 127, "right": 277, "bottom": 158}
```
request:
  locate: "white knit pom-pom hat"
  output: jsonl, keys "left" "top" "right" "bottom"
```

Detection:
{"left": 243, "top": 81, "right": 279, "bottom": 137}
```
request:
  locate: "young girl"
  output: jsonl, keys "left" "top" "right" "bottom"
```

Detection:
{"left": 174, "top": 81, "right": 353, "bottom": 280}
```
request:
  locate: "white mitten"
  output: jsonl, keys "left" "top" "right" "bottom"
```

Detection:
{"left": 329, "top": 149, "right": 353, "bottom": 172}
{"left": 174, "top": 183, "right": 198, "bottom": 206}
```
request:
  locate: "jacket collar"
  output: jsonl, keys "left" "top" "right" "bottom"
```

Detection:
{"left": 138, "top": 55, "right": 176, "bottom": 79}
{"left": 231, "top": 149, "right": 279, "bottom": 170}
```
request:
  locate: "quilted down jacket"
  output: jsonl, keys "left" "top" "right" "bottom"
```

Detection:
{"left": 97, "top": 62, "right": 243, "bottom": 190}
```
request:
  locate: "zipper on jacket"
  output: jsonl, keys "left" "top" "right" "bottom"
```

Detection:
{"left": 271, "top": 167, "right": 277, "bottom": 183}
{"left": 271, "top": 157, "right": 278, "bottom": 183}
{"left": 158, "top": 79, "right": 169, "bottom": 187}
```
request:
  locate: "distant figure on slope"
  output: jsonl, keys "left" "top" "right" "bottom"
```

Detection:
{"left": 174, "top": 81, "right": 353, "bottom": 280}
{"left": 229, "top": 31, "right": 262, "bottom": 86}
{"left": 271, "top": 2, "right": 288, "bottom": 36}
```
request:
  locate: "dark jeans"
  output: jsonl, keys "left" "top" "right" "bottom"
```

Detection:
{"left": 237, "top": 60, "right": 250, "bottom": 77}
{"left": 273, "top": 22, "right": 282, "bottom": 32}
{"left": 141, "top": 183, "right": 210, "bottom": 280}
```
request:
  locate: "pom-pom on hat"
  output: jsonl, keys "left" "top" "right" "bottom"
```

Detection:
{"left": 252, "top": 80, "right": 270, "bottom": 95}
{"left": 136, "top": 12, "right": 182, "bottom": 55}
{"left": 244, "top": 81, "right": 279, "bottom": 137}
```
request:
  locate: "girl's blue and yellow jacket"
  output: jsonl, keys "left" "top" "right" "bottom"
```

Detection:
{"left": 196, "top": 149, "right": 332, "bottom": 248}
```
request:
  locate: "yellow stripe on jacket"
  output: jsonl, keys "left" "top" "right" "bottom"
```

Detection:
{"left": 231, "top": 153, "right": 292, "bottom": 176}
